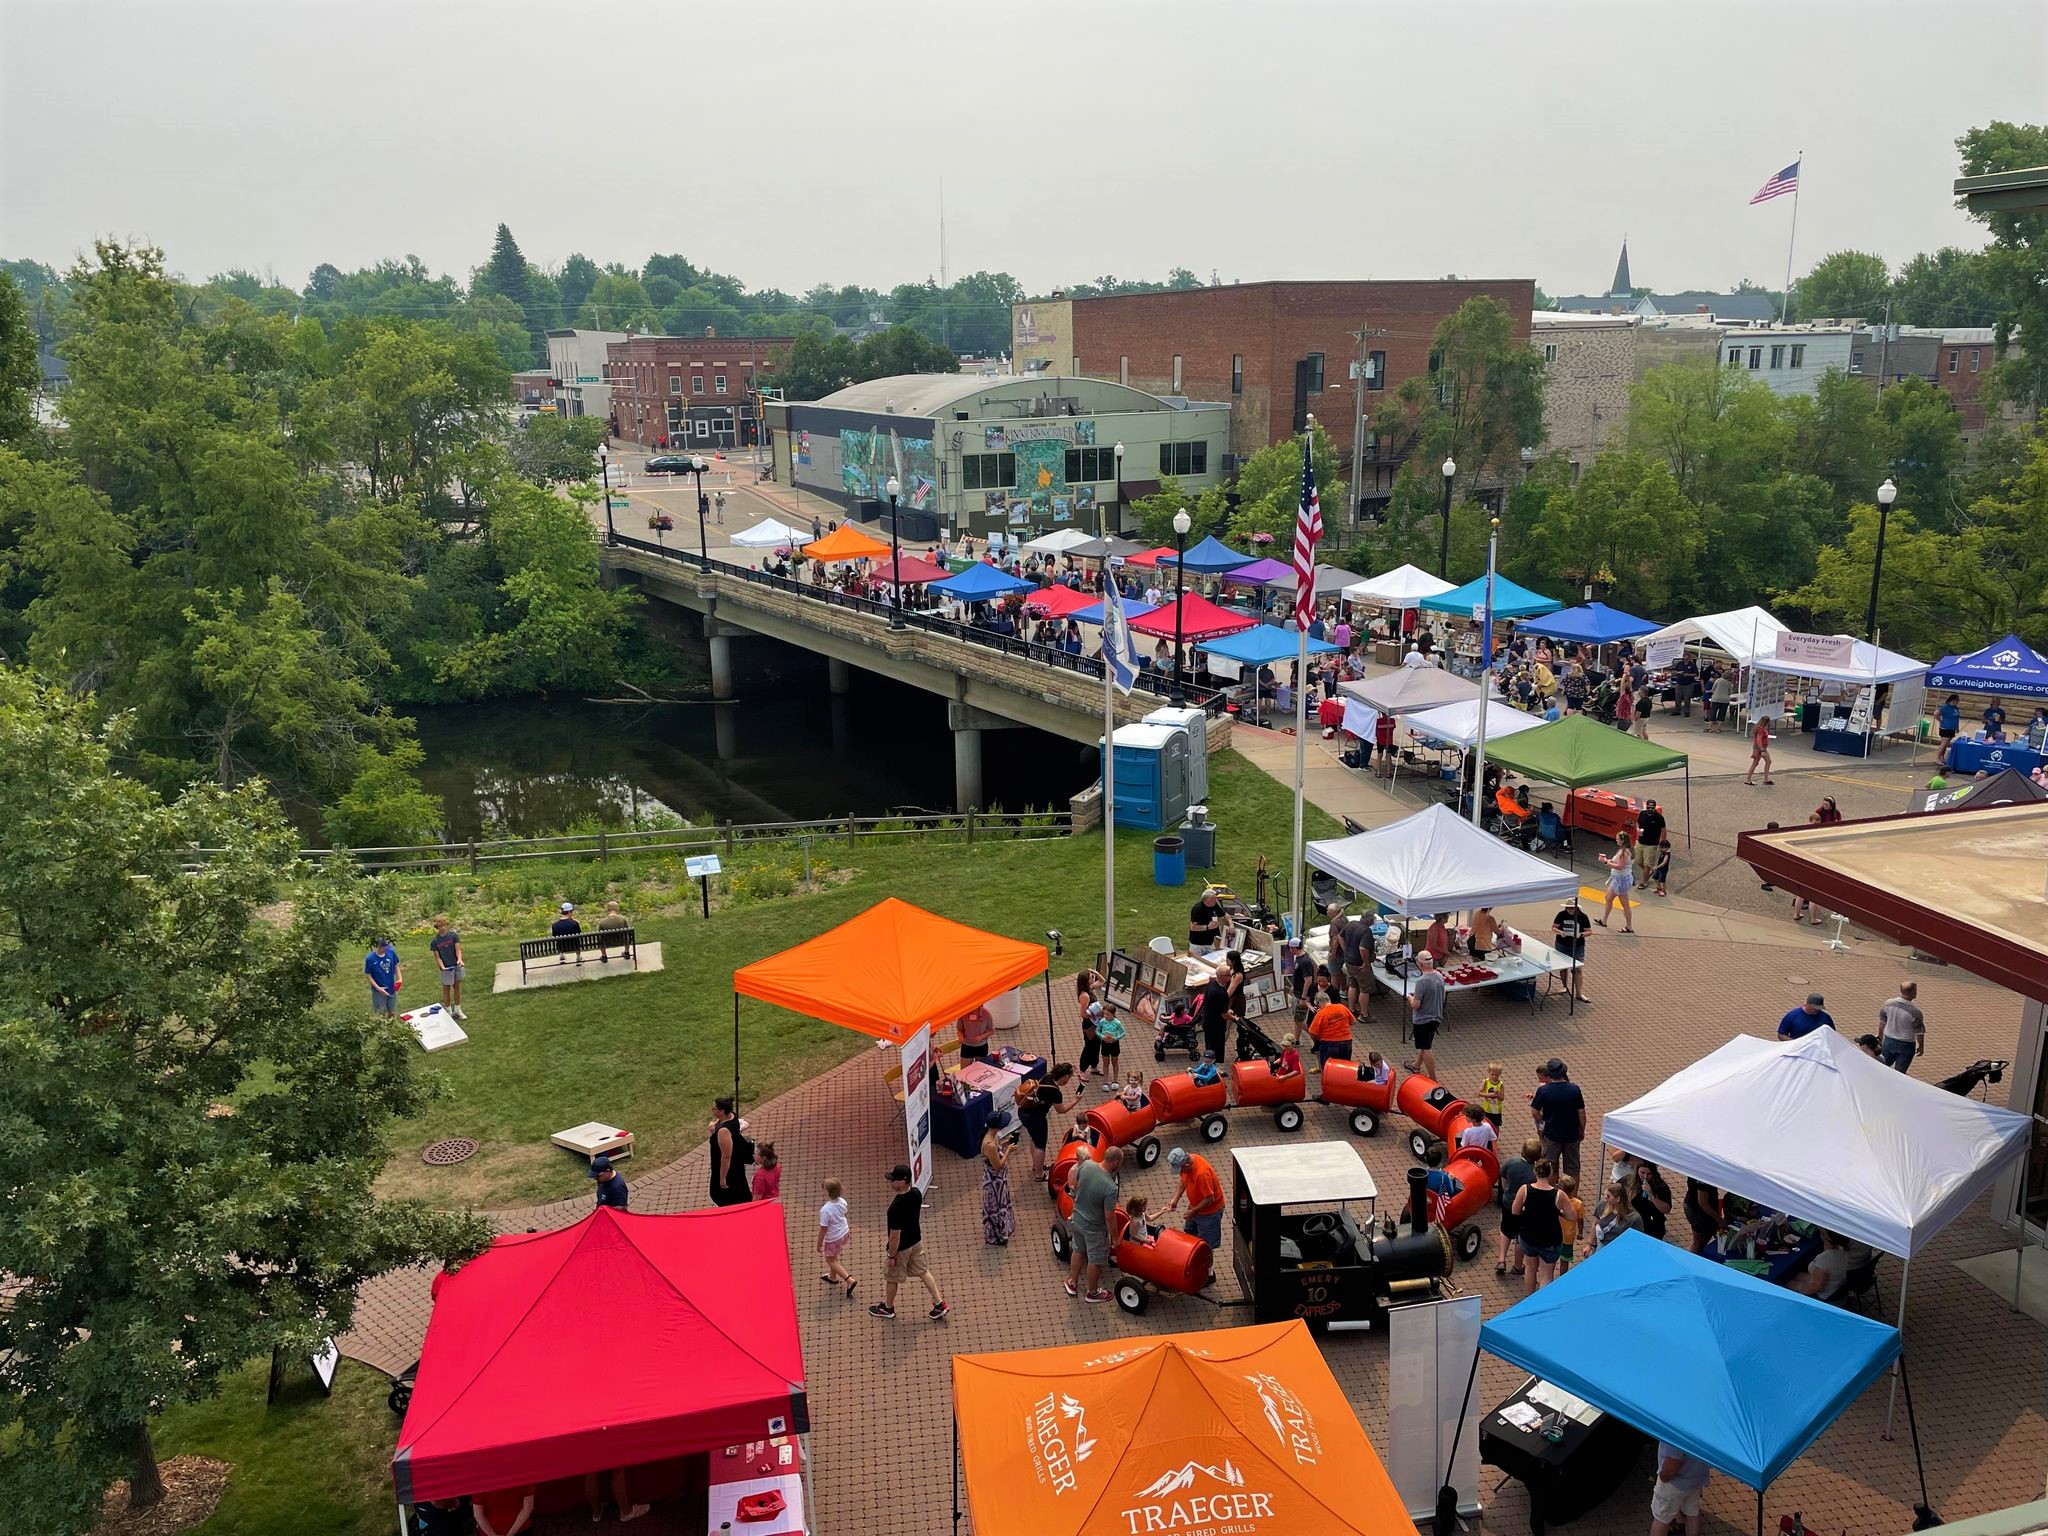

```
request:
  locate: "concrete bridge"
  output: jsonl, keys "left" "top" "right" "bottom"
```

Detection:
{"left": 601, "top": 536, "right": 1230, "bottom": 811}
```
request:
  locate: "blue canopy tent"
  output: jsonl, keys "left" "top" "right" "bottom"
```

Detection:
{"left": 1418, "top": 574, "right": 1563, "bottom": 619}
{"left": 1158, "top": 535, "right": 1253, "bottom": 575}
{"left": 1072, "top": 596, "right": 1159, "bottom": 625}
{"left": 1200, "top": 625, "right": 1339, "bottom": 725}
{"left": 1516, "top": 601, "right": 1659, "bottom": 646}
{"left": 1453, "top": 1231, "right": 1927, "bottom": 1536}
{"left": 1927, "top": 633, "right": 2048, "bottom": 701}
{"left": 929, "top": 564, "right": 1036, "bottom": 601}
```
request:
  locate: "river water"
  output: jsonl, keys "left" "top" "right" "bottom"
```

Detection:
{"left": 410, "top": 665, "right": 1099, "bottom": 839}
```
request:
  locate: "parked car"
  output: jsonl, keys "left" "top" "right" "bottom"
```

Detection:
{"left": 644, "top": 454, "right": 695, "bottom": 474}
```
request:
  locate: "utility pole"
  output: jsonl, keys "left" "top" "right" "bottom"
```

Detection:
{"left": 1875, "top": 295, "right": 1892, "bottom": 400}
{"left": 1348, "top": 320, "right": 1387, "bottom": 541}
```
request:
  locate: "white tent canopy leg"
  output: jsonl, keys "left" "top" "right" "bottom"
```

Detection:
{"left": 1883, "top": 1256, "right": 1911, "bottom": 1438}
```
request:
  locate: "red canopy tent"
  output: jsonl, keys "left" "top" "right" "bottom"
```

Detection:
{"left": 1025, "top": 585, "right": 1099, "bottom": 617}
{"left": 872, "top": 551, "right": 951, "bottom": 585}
{"left": 1129, "top": 591, "right": 1260, "bottom": 643}
{"left": 392, "top": 1205, "right": 806, "bottom": 1508}
{"left": 1122, "top": 545, "right": 1179, "bottom": 568}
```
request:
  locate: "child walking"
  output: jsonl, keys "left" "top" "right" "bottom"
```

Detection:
{"left": 1651, "top": 837, "right": 1672, "bottom": 897}
{"left": 751, "top": 1141, "right": 782, "bottom": 1202}
{"left": 817, "top": 1178, "right": 855, "bottom": 1298}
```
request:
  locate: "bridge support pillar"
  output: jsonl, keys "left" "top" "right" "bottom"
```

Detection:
{"left": 953, "top": 725, "right": 983, "bottom": 813}
{"left": 827, "top": 656, "right": 852, "bottom": 696}
{"left": 708, "top": 632, "right": 736, "bottom": 700}
{"left": 714, "top": 702, "right": 739, "bottom": 762}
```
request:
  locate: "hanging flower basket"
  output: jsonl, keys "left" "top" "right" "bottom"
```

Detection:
{"left": 1249, "top": 531, "right": 1275, "bottom": 546}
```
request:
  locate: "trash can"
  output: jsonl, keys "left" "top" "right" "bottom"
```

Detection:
{"left": 1799, "top": 701, "right": 1821, "bottom": 732}
{"left": 1181, "top": 820, "right": 1216, "bottom": 870}
{"left": 1152, "top": 835, "right": 1186, "bottom": 886}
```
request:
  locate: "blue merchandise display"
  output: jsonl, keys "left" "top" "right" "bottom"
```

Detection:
{"left": 1948, "top": 739, "right": 2047, "bottom": 777}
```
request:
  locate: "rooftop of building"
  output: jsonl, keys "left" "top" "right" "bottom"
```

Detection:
{"left": 805, "top": 373, "right": 1223, "bottom": 416}
{"left": 1043, "top": 277, "right": 1531, "bottom": 305}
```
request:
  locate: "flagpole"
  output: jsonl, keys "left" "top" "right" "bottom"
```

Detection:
{"left": 1104, "top": 608, "right": 1119, "bottom": 961}
{"left": 1781, "top": 150, "right": 1804, "bottom": 322}
{"left": 1470, "top": 517, "right": 1499, "bottom": 828}
{"left": 1290, "top": 419, "right": 1316, "bottom": 944}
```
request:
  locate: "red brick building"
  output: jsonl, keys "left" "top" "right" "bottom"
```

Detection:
{"left": 1012, "top": 279, "right": 1534, "bottom": 515}
{"left": 603, "top": 331, "right": 795, "bottom": 449}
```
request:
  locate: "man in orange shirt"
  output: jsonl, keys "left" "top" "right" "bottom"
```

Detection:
{"left": 1307, "top": 998, "right": 1355, "bottom": 1070}
{"left": 1165, "top": 1147, "right": 1225, "bottom": 1256}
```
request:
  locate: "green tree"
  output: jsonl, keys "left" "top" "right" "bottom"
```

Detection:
{"left": 324, "top": 736, "right": 444, "bottom": 846}
{"left": 1222, "top": 422, "right": 1346, "bottom": 547}
{"left": 0, "top": 667, "right": 487, "bottom": 1529}
{"left": 1879, "top": 375, "right": 1967, "bottom": 525}
{"left": 1892, "top": 246, "right": 1997, "bottom": 327}
{"left": 1128, "top": 476, "right": 1227, "bottom": 548}
{"left": 769, "top": 329, "right": 859, "bottom": 398}
{"left": 1956, "top": 120, "right": 2048, "bottom": 407}
{"left": 1511, "top": 450, "right": 1699, "bottom": 611}
{"left": 576, "top": 272, "right": 655, "bottom": 332}
{"left": 856, "top": 323, "right": 959, "bottom": 379}
{"left": 1794, "top": 250, "right": 1892, "bottom": 321}
{"left": 1781, "top": 502, "right": 1995, "bottom": 657}
{"left": 557, "top": 253, "right": 600, "bottom": 321}
{"left": 507, "top": 413, "right": 607, "bottom": 484}
{"left": 0, "top": 269, "right": 38, "bottom": 447}
{"left": 476, "top": 223, "right": 537, "bottom": 364}
{"left": 1363, "top": 296, "right": 1546, "bottom": 489}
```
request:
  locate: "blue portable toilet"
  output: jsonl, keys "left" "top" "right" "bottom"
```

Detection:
{"left": 1099, "top": 723, "right": 1191, "bottom": 832}
{"left": 1142, "top": 705, "right": 1210, "bottom": 802}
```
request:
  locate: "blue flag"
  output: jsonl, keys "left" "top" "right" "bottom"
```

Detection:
{"left": 1100, "top": 577, "right": 1140, "bottom": 695}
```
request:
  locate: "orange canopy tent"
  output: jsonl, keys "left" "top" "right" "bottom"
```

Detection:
{"left": 950, "top": 1320, "right": 1409, "bottom": 1536}
{"left": 729, "top": 897, "right": 1054, "bottom": 1099}
{"left": 803, "top": 523, "right": 892, "bottom": 563}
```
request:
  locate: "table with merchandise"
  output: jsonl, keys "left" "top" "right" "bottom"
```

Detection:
{"left": 1371, "top": 928, "right": 1578, "bottom": 1015}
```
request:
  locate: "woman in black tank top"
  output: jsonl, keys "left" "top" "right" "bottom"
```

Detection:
{"left": 709, "top": 1100, "right": 753, "bottom": 1206}
{"left": 1512, "top": 1159, "right": 1565, "bottom": 1292}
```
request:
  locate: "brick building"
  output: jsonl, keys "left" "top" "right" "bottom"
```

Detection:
{"left": 1012, "top": 279, "right": 1534, "bottom": 517}
{"left": 1532, "top": 313, "right": 1723, "bottom": 479}
{"left": 603, "top": 331, "right": 795, "bottom": 449}
{"left": 509, "top": 370, "right": 557, "bottom": 416}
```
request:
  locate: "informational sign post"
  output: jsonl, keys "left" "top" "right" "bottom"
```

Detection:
{"left": 900, "top": 1024, "right": 933, "bottom": 1193}
{"left": 686, "top": 853, "right": 722, "bottom": 920}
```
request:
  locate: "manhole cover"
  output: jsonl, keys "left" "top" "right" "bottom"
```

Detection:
{"left": 423, "top": 1137, "right": 479, "bottom": 1166}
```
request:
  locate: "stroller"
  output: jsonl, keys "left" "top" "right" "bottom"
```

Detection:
{"left": 1936, "top": 1058, "right": 2008, "bottom": 1099}
{"left": 1235, "top": 1014, "right": 1284, "bottom": 1065}
{"left": 1154, "top": 995, "right": 1203, "bottom": 1062}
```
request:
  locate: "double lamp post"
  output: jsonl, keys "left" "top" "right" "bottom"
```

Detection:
{"left": 1170, "top": 506, "right": 1191, "bottom": 704}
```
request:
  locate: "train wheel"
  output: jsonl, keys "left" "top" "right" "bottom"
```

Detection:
{"left": 1408, "top": 1127, "right": 1432, "bottom": 1161}
{"left": 1350, "top": 1107, "right": 1379, "bottom": 1137}
{"left": 1050, "top": 1225, "right": 1069, "bottom": 1262}
{"left": 1115, "top": 1278, "right": 1148, "bottom": 1315}
{"left": 1455, "top": 1224, "right": 1484, "bottom": 1262}
{"left": 1136, "top": 1135, "right": 1162, "bottom": 1169}
{"left": 1274, "top": 1104, "right": 1304, "bottom": 1133}
{"left": 1201, "top": 1114, "right": 1229, "bottom": 1143}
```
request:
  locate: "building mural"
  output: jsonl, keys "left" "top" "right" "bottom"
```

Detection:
{"left": 975, "top": 419, "right": 1100, "bottom": 520}
{"left": 839, "top": 428, "right": 936, "bottom": 509}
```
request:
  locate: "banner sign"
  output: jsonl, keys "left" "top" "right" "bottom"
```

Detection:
{"left": 1773, "top": 631, "right": 1856, "bottom": 669}
{"left": 900, "top": 1024, "right": 933, "bottom": 1193}
{"left": 1643, "top": 635, "right": 1685, "bottom": 669}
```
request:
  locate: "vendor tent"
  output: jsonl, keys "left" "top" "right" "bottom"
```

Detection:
{"left": 1482, "top": 713, "right": 1692, "bottom": 845}
{"left": 1067, "top": 535, "right": 1149, "bottom": 560}
{"left": 1024, "top": 584, "right": 1099, "bottom": 617}
{"left": 1761, "top": 636, "right": 1927, "bottom": 687}
{"left": 1123, "top": 545, "right": 1180, "bottom": 568}
{"left": 1342, "top": 563, "right": 1455, "bottom": 608}
{"left": 1158, "top": 534, "right": 1252, "bottom": 574}
{"left": 870, "top": 551, "right": 951, "bottom": 585}
{"left": 1305, "top": 803, "right": 1578, "bottom": 917}
{"left": 1202, "top": 625, "right": 1339, "bottom": 666}
{"left": 930, "top": 563, "right": 1035, "bottom": 601}
{"left": 1404, "top": 697, "right": 1547, "bottom": 749}
{"left": 1073, "top": 595, "right": 1159, "bottom": 625}
{"left": 1917, "top": 766, "right": 2048, "bottom": 812}
{"left": 951, "top": 1320, "right": 1410, "bottom": 1536}
{"left": 802, "top": 523, "right": 892, "bottom": 563}
{"left": 1638, "top": 605, "right": 1787, "bottom": 665}
{"left": 735, "top": 897, "right": 1049, "bottom": 1047}
{"left": 1602, "top": 1027, "right": 2031, "bottom": 1259}
{"left": 1479, "top": 1229, "right": 1899, "bottom": 1489}
{"left": 1419, "top": 573, "right": 1563, "bottom": 619}
{"left": 1517, "top": 601, "right": 1659, "bottom": 645}
{"left": 392, "top": 1205, "right": 806, "bottom": 1505}
{"left": 729, "top": 517, "right": 807, "bottom": 549}
{"left": 1338, "top": 668, "right": 1480, "bottom": 716}
{"left": 1128, "top": 592, "right": 1259, "bottom": 643}
{"left": 1222, "top": 556, "right": 1295, "bottom": 586}
{"left": 1928, "top": 633, "right": 2048, "bottom": 700}
{"left": 1022, "top": 527, "right": 1096, "bottom": 555}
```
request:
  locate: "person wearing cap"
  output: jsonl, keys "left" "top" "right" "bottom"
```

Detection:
{"left": 364, "top": 937, "right": 403, "bottom": 1015}
{"left": 1163, "top": 1147, "right": 1224, "bottom": 1256}
{"left": 550, "top": 901, "right": 581, "bottom": 963}
{"left": 870, "top": 1163, "right": 949, "bottom": 1321}
{"left": 590, "top": 1152, "right": 629, "bottom": 1211}
{"left": 1777, "top": 993, "right": 1835, "bottom": 1041}
{"left": 1529, "top": 1058, "right": 1586, "bottom": 1182}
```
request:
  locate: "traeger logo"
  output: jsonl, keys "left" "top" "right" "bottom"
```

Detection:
{"left": 1028, "top": 1392, "right": 1096, "bottom": 1495}
{"left": 1120, "top": 1459, "right": 1274, "bottom": 1533}
{"left": 1245, "top": 1371, "right": 1323, "bottom": 1466}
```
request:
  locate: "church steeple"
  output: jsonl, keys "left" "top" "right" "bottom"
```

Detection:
{"left": 1610, "top": 240, "right": 1632, "bottom": 297}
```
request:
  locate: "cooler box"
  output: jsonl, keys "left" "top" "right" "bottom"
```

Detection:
{"left": 1565, "top": 787, "right": 1642, "bottom": 840}
{"left": 1101, "top": 723, "right": 1191, "bottom": 831}
{"left": 1144, "top": 705, "right": 1210, "bottom": 802}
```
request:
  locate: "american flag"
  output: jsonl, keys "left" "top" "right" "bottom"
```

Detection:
{"left": 1293, "top": 429, "right": 1321, "bottom": 626}
{"left": 1750, "top": 160, "right": 1800, "bottom": 204}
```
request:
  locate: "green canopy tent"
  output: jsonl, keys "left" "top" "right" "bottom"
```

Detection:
{"left": 1481, "top": 713, "right": 1692, "bottom": 860}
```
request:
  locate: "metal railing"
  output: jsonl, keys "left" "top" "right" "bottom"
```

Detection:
{"left": 189, "top": 808, "right": 1075, "bottom": 874}
{"left": 607, "top": 531, "right": 1230, "bottom": 713}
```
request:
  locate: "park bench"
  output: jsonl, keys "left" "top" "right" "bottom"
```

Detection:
{"left": 518, "top": 926, "right": 637, "bottom": 981}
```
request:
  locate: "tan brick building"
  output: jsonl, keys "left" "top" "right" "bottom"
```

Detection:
{"left": 603, "top": 331, "right": 795, "bottom": 449}
{"left": 1532, "top": 313, "right": 1725, "bottom": 478}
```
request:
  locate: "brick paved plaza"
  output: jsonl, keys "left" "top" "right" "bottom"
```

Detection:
{"left": 343, "top": 755, "right": 2047, "bottom": 1536}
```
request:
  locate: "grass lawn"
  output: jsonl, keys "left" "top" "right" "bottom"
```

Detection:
{"left": 353, "top": 749, "right": 1340, "bottom": 1208}
{"left": 148, "top": 1357, "right": 399, "bottom": 1536}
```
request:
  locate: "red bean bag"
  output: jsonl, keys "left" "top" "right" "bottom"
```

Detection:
{"left": 1319, "top": 1058, "right": 1398, "bottom": 1111}
{"left": 1231, "top": 1059, "right": 1308, "bottom": 1107}
{"left": 1086, "top": 1097, "right": 1160, "bottom": 1148}
{"left": 1150, "top": 1072, "right": 1229, "bottom": 1125}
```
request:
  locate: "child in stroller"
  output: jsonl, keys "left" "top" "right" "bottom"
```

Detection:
{"left": 1154, "top": 995, "right": 1202, "bottom": 1062}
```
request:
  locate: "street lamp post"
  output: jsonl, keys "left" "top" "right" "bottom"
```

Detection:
{"left": 1171, "top": 507, "right": 1192, "bottom": 704}
{"left": 1111, "top": 441, "right": 1124, "bottom": 538}
{"left": 1866, "top": 478, "right": 1897, "bottom": 642}
{"left": 886, "top": 475, "right": 905, "bottom": 629}
{"left": 687, "top": 454, "right": 710, "bottom": 562}
{"left": 599, "top": 442, "right": 614, "bottom": 544}
{"left": 1437, "top": 455, "right": 1457, "bottom": 579}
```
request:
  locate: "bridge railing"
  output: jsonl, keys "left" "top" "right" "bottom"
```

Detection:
{"left": 608, "top": 532, "right": 1231, "bottom": 714}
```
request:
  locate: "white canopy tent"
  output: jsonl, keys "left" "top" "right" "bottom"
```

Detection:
{"left": 729, "top": 517, "right": 808, "bottom": 549}
{"left": 1021, "top": 527, "right": 1097, "bottom": 555}
{"left": 1603, "top": 1027, "right": 2033, "bottom": 1431}
{"left": 1305, "top": 803, "right": 1580, "bottom": 918}
{"left": 1757, "top": 638, "right": 1927, "bottom": 689}
{"left": 1404, "top": 697, "right": 1547, "bottom": 750}
{"left": 1638, "top": 606, "right": 1789, "bottom": 666}
{"left": 1342, "top": 564, "right": 1457, "bottom": 608}
{"left": 1339, "top": 669, "right": 1480, "bottom": 716}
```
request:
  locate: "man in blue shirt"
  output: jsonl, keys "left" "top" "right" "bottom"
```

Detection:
{"left": 589, "top": 1152, "right": 629, "bottom": 1210}
{"left": 364, "top": 938, "right": 402, "bottom": 1015}
{"left": 1983, "top": 702, "right": 2006, "bottom": 737}
{"left": 1529, "top": 1058, "right": 1586, "bottom": 1181}
{"left": 551, "top": 902, "right": 581, "bottom": 962}
{"left": 1777, "top": 993, "right": 1835, "bottom": 1040}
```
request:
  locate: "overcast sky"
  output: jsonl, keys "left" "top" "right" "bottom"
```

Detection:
{"left": 3, "top": 0, "right": 2043, "bottom": 301}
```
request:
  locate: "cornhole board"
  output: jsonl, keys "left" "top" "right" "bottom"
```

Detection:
{"left": 403, "top": 1003, "right": 468, "bottom": 1052}
{"left": 550, "top": 1121, "right": 634, "bottom": 1163}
